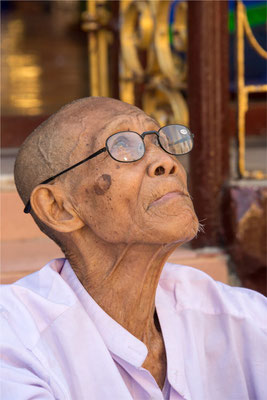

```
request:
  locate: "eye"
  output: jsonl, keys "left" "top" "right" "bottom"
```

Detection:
{"left": 137, "top": 142, "right": 143, "bottom": 152}
{"left": 113, "top": 136, "right": 130, "bottom": 148}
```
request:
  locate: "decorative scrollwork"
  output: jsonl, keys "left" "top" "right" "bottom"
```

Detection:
{"left": 242, "top": 3, "right": 267, "bottom": 59}
{"left": 83, "top": 0, "right": 189, "bottom": 125}
{"left": 143, "top": 87, "right": 188, "bottom": 126}
{"left": 120, "top": 0, "right": 188, "bottom": 126}
{"left": 154, "top": 1, "right": 186, "bottom": 87}
{"left": 120, "top": 0, "right": 154, "bottom": 78}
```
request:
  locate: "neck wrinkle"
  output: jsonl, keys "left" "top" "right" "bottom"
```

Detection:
{"left": 90, "top": 241, "right": 171, "bottom": 341}
{"left": 65, "top": 228, "right": 178, "bottom": 342}
{"left": 103, "top": 242, "right": 132, "bottom": 280}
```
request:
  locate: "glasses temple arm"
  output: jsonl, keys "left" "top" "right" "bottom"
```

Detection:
{"left": 41, "top": 147, "right": 107, "bottom": 184}
{"left": 23, "top": 147, "right": 107, "bottom": 213}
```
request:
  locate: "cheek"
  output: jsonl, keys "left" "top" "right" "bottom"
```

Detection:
{"left": 79, "top": 173, "right": 134, "bottom": 242}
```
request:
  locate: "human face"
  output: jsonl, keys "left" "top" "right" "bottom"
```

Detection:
{"left": 69, "top": 110, "right": 199, "bottom": 245}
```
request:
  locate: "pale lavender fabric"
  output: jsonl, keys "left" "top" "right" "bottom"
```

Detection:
{"left": 0, "top": 258, "right": 266, "bottom": 400}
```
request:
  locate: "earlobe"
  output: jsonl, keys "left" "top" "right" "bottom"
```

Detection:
{"left": 30, "top": 184, "right": 85, "bottom": 232}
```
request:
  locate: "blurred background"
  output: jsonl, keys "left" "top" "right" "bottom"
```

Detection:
{"left": 1, "top": 0, "right": 266, "bottom": 294}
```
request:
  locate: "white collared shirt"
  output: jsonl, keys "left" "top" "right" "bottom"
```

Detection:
{"left": 0, "top": 258, "right": 266, "bottom": 399}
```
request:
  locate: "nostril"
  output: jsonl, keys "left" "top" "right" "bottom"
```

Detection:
{"left": 170, "top": 166, "right": 175, "bottom": 175}
{"left": 155, "top": 166, "right": 165, "bottom": 176}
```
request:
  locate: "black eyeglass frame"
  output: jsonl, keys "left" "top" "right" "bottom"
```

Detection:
{"left": 23, "top": 124, "right": 194, "bottom": 213}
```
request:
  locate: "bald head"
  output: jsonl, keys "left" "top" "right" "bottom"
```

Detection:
{"left": 14, "top": 97, "right": 144, "bottom": 206}
{"left": 14, "top": 96, "right": 198, "bottom": 254}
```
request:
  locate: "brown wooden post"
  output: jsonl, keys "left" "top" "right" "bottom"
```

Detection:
{"left": 188, "top": 0, "right": 230, "bottom": 247}
{"left": 109, "top": 0, "right": 120, "bottom": 99}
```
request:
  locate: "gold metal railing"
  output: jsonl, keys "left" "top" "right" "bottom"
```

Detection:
{"left": 236, "top": 0, "right": 267, "bottom": 179}
{"left": 83, "top": 0, "right": 188, "bottom": 127}
{"left": 120, "top": 0, "right": 188, "bottom": 126}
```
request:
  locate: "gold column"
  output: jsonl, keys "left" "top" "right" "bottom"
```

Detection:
{"left": 82, "top": 0, "right": 110, "bottom": 97}
{"left": 236, "top": 0, "right": 267, "bottom": 179}
{"left": 236, "top": 0, "right": 246, "bottom": 178}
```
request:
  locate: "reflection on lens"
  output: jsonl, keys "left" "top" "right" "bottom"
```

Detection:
{"left": 159, "top": 125, "right": 193, "bottom": 155}
{"left": 107, "top": 131, "right": 145, "bottom": 162}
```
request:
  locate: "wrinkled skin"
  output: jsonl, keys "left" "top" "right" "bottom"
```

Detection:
{"left": 29, "top": 99, "right": 199, "bottom": 388}
{"left": 70, "top": 111, "right": 197, "bottom": 245}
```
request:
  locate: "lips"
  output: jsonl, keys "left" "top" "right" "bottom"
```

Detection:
{"left": 148, "top": 189, "right": 189, "bottom": 209}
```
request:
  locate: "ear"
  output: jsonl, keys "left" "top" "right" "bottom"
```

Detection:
{"left": 30, "top": 184, "right": 85, "bottom": 233}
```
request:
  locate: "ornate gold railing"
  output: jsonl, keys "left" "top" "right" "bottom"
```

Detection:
{"left": 120, "top": 0, "right": 188, "bottom": 126}
{"left": 83, "top": 0, "right": 188, "bottom": 127}
{"left": 236, "top": 0, "right": 267, "bottom": 179}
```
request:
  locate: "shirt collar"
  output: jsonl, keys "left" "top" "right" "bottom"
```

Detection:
{"left": 155, "top": 262, "right": 195, "bottom": 400}
{"left": 60, "top": 259, "right": 148, "bottom": 367}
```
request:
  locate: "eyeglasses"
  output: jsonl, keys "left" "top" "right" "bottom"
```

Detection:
{"left": 24, "top": 124, "right": 194, "bottom": 214}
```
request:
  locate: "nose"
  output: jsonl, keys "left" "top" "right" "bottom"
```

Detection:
{"left": 147, "top": 151, "right": 180, "bottom": 178}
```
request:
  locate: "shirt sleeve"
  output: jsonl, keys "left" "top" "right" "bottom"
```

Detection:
{"left": 0, "top": 316, "right": 56, "bottom": 400}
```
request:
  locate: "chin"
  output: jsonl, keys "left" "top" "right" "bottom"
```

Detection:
{"left": 155, "top": 211, "right": 200, "bottom": 245}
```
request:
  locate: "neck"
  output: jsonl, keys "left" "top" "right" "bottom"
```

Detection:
{"left": 64, "top": 228, "right": 177, "bottom": 342}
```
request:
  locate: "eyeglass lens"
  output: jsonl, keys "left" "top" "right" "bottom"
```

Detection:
{"left": 158, "top": 125, "right": 193, "bottom": 155}
{"left": 106, "top": 125, "right": 193, "bottom": 163}
{"left": 107, "top": 131, "right": 145, "bottom": 162}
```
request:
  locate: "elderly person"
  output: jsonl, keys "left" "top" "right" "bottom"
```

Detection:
{"left": 1, "top": 97, "right": 266, "bottom": 400}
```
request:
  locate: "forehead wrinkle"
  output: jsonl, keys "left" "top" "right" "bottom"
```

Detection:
{"left": 135, "top": 112, "right": 159, "bottom": 131}
{"left": 96, "top": 113, "right": 158, "bottom": 144}
{"left": 62, "top": 120, "right": 91, "bottom": 166}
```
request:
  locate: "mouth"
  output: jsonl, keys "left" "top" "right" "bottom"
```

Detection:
{"left": 148, "top": 190, "right": 190, "bottom": 209}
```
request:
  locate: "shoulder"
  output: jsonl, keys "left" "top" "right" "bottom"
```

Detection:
{"left": 158, "top": 264, "right": 267, "bottom": 400}
{"left": 0, "top": 258, "right": 77, "bottom": 349}
{"left": 159, "top": 262, "right": 267, "bottom": 331}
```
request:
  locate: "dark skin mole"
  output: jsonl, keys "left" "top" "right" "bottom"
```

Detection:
{"left": 116, "top": 165, "right": 120, "bottom": 169}
{"left": 94, "top": 174, "right": 112, "bottom": 195}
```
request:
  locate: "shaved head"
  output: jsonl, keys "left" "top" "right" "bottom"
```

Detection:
{"left": 14, "top": 97, "right": 151, "bottom": 250}
{"left": 14, "top": 96, "right": 197, "bottom": 254}
{"left": 14, "top": 97, "right": 144, "bottom": 206}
